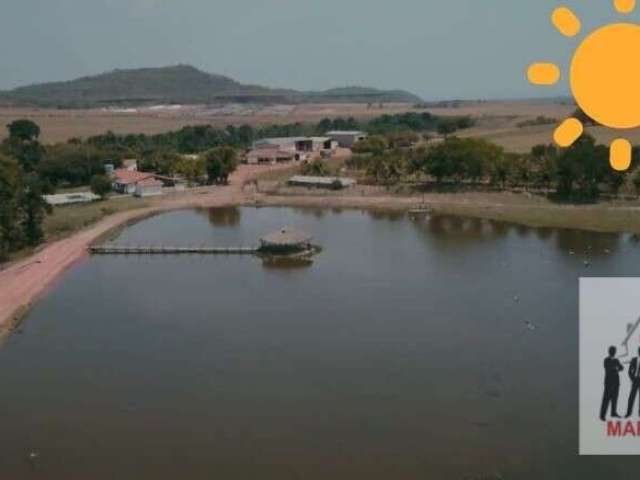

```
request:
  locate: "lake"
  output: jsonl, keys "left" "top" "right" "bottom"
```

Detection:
{"left": 2, "top": 206, "right": 640, "bottom": 479}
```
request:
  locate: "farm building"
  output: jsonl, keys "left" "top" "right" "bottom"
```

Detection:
{"left": 326, "top": 130, "right": 368, "bottom": 148}
{"left": 247, "top": 136, "right": 338, "bottom": 165}
{"left": 134, "top": 178, "right": 164, "bottom": 197}
{"left": 254, "top": 136, "right": 336, "bottom": 153}
{"left": 288, "top": 175, "right": 356, "bottom": 189}
{"left": 246, "top": 148, "right": 297, "bottom": 165}
{"left": 112, "top": 169, "right": 157, "bottom": 194}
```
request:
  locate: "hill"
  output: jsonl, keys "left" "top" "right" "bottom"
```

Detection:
{"left": 0, "top": 65, "right": 422, "bottom": 108}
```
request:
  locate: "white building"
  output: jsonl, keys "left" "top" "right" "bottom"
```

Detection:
{"left": 252, "top": 136, "right": 336, "bottom": 154}
{"left": 326, "top": 130, "right": 368, "bottom": 148}
{"left": 134, "top": 178, "right": 164, "bottom": 197}
{"left": 247, "top": 136, "right": 336, "bottom": 165}
{"left": 288, "top": 175, "right": 356, "bottom": 189}
{"left": 44, "top": 192, "right": 100, "bottom": 206}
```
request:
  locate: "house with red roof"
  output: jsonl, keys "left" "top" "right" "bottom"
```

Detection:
{"left": 112, "top": 169, "right": 155, "bottom": 194}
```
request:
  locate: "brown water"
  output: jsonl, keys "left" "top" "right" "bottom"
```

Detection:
{"left": 2, "top": 206, "right": 640, "bottom": 479}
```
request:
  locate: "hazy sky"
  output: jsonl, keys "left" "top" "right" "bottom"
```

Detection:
{"left": 0, "top": 0, "right": 629, "bottom": 99}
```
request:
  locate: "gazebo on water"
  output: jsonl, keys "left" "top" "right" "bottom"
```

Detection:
{"left": 258, "top": 227, "right": 313, "bottom": 253}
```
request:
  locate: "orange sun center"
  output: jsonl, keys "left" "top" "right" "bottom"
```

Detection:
{"left": 571, "top": 23, "right": 640, "bottom": 129}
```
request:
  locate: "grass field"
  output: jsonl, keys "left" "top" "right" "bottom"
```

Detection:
{"left": 44, "top": 197, "right": 151, "bottom": 239}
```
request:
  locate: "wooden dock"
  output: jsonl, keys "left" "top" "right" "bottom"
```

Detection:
{"left": 88, "top": 245, "right": 259, "bottom": 255}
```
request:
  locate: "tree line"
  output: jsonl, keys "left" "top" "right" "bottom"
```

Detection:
{"left": 0, "top": 120, "right": 50, "bottom": 259}
{"left": 82, "top": 112, "right": 474, "bottom": 156}
{"left": 348, "top": 133, "right": 635, "bottom": 200}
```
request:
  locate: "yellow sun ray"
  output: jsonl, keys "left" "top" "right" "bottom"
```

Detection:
{"left": 554, "top": 118, "right": 584, "bottom": 147}
{"left": 610, "top": 138, "right": 632, "bottom": 171}
{"left": 527, "top": 63, "right": 561, "bottom": 85}
{"left": 552, "top": 7, "right": 581, "bottom": 37}
{"left": 614, "top": 0, "right": 636, "bottom": 14}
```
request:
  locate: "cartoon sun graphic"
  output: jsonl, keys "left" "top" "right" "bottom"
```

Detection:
{"left": 527, "top": 0, "right": 640, "bottom": 171}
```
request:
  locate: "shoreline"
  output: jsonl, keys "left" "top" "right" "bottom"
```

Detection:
{"left": 255, "top": 190, "right": 640, "bottom": 235}
{"left": 2, "top": 167, "right": 640, "bottom": 331}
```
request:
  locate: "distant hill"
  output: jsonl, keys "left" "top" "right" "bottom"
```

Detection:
{"left": 0, "top": 65, "right": 422, "bottom": 108}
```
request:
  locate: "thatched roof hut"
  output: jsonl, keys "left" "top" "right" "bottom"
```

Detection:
{"left": 259, "top": 227, "right": 312, "bottom": 253}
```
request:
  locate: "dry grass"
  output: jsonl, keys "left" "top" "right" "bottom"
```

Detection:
{"left": 0, "top": 103, "right": 418, "bottom": 144}
{"left": 0, "top": 100, "right": 583, "bottom": 149}
{"left": 44, "top": 197, "right": 151, "bottom": 239}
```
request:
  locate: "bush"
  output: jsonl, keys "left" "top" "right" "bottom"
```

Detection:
{"left": 301, "top": 159, "right": 330, "bottom": 177}
{"left": 90, "top": 174, "right": 112, "bottom": 199}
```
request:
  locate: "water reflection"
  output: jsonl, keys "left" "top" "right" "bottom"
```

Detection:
{"left": 554, "top": 229, "right": 622, "bottom": 258}
{"left": 260, "top": 255, "right": 314, "bottom": 271}
{"left": 196, "top": 206, "right": 241, "bottom": 227}
{"left": 406, "top": 213, "right": 626, "bottom": 260}
{"left": 367, "top": 209, "right": 406, "bottom": 222}
{"left": 291, "top": 207, "right": 327, "bottom": 219}
{"left": 413, "top": 214, "right": 506, "bottom": 249}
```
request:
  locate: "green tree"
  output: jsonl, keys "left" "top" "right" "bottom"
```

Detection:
{"left": 367, "top": 151, "right": 406, "bottom": 186}
{"left": 139, "top": 150, "right": 181, "bottom": 175}
{"left": 203, "top": 147, "right": 238, "bottom": 184}
{"left": 351, "top": 135, "right": 388, "bottom": 155}
{"left": 301, "top": 159, "right": 330, "bottom": 177}
{"left": 7, "top": 119, "right": 41, "bottom": 142}
{"left": 90, "top": 174, "right": 112, "bottom": 199}
{"left": 2, "top": 120, "right": 45, "bottom": 172}
{"left": 387, "top": 132, "right": 419, "bottom": 149}
{"left": 555, "top": 134, "right": 608, "bottom": 199}
{"left": 175, "top": 157, "right": 206, "bottom": 186}
{"left": 0, "top": 154, "right": 23, "bottom": 259}
{"left": 39, "top": 144, "right": 113, "bottom": 187}
{"left": 417, "top": 137, "right": 502, "bottom": 184}
{"left": 488, "top": 155, "right": 512, "bottom": 189}
{"left": 19, "top": 174, "right": 49, "bottom": 246}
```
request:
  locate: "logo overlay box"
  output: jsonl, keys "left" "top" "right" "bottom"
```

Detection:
{"left": 580, "top": 277, "right": 640, "bottom": 455}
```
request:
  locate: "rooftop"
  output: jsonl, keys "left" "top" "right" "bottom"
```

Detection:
{"left": 137, "top": 178, "right": 163, "bottom": 187}
{"left": 113, "top": 169, "right": 154, "bottom": 185}
{"left": 326, "top": 130, "right": 366, "bottom": 136}
{"left": 254, "top": 137, "right": 309, "bottom": 145}
{"left": 260, "top": 227, "right": 312, "bottom": 247}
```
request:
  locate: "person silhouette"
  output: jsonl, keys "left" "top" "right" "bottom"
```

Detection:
{"left": 626, "top": 347, "right": 640, "bottom": 418}
{"left": 600, "top": 346, "right": 624, "bottom": 421}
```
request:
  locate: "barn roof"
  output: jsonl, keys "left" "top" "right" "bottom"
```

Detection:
{"left": 113, "top": 169, "right": 154, "bottom": 185}
{"left": 326, "top": 130, "right": 366, "bottom": 136}
{"left": 260, "top": 227, "right": 312, "bottom": 246}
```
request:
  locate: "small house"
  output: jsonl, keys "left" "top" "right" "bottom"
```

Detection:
{"left": 112, "top": 169, "right": 156, "bottom": 194}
